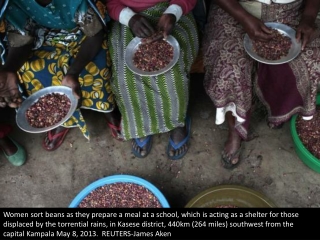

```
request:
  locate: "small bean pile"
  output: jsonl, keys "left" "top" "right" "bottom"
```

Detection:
{"left": 296, "top": 108, "right": 320, "bottom": 159}
{"left": 78, "top": 182, "right": 162, "bottom": 208}
{"left": 133, "top": 39, "right": 174, "bottom": 72}
{"left": 253, "top": 28, "right": 292, "bottom": 60}
{"left": 26, "top": 93, "right": 71, "bottom": 128}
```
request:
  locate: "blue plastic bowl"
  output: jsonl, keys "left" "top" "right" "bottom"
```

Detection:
{"left": 69, "top": 175, "right": 170, "bottom": 208}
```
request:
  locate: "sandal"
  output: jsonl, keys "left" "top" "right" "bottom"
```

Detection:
{"left": 106, "top": 121, "right": 123, "bottom": 141}
{"left": 221, "top": 143, "right": 243, "bottom": 169}
{"left": 2, "top": 137, "right": 26, "bottom": 166}
{"left": 42, "top": 128, "right": 70, "bottom": 151}
{"left": 166, "top": 116, "right": 191, "bottom": 160}
{"left": 132, "top": 136, "right": 153, "bottom": 158}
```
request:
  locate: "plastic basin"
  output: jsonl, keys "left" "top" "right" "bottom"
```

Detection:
{"left": 185, "top": 185, "right": 276, "bottom": 208}
{"left": 69, "top": 175, "right": 170, "bottom": 208}
{"left": 290, "top": 95, "right": 320, "bottom": 173}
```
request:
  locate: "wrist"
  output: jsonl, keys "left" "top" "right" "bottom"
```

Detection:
{"left": 120, "top": 7, "right": 136, "bottom": 27}
{"left": 164, "top": 4, "right": 182, "bottom": 22}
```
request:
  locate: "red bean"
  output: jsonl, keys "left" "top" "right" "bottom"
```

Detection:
{"left": 253, "top": 28, "right": 291, "bottom": 60}
{"left": 133, "top": 39, "right": 174, "bottom": 72}
{"left": 78, "top": 183, "right": 162, "bottom": 208}
{"left": 26, "top": 93, "right": 71, "bottom": 128}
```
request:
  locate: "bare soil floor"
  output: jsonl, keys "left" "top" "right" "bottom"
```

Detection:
{"left": 1, "top": 73, "right": 320, "bottom": 208}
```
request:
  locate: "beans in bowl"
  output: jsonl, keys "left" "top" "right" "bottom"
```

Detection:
{"left": 78, "top": 182, "right": 162, "bottom": 208}
{"left": 26, "top": 93, "right": 71, "bottom": 128}
{"left": 252, "top": 28, "right": 292, "bottom": 60}
{"left": 133, "top": 37, "right": 174, "bottom": 72}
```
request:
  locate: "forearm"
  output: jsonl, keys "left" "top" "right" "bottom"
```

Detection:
{"left": 3, "top": 44, "right": 33, "bottom": 72}
{"left": 301, "top": 0, "right": 320, "bottom": 24}
{"left": 214, "top": 0, "right": 254, "bottom": 25}
{"left": 67, "top": 30, "right": 103, "bottom": 76}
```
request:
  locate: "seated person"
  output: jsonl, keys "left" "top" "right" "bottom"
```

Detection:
{"left": 106, "top": 0, "right": 199, "bottom": 160}
{"left": 0, "top": 0, "right": 122, "bottom": 151}
{"left": 203, "top": 0, "right": 320, "bottom": 169}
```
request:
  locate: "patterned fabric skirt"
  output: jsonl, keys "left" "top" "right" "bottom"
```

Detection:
{"left": 18, "top": 33, "right": 114, "bottom": 140}
{"left": 108, "top": 3, "right": 199, "bottom": 140}
{"left": 203, "top": 1, "right": 320, "bottom": 140}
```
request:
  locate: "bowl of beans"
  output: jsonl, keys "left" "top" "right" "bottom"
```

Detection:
{"left": 16, "top": 86, "right": 78, "bottom": 133}
{"left": 290, "top": 94, "right": 320, "bottom": 173}
{"left": 243, "top": 22, "right": 301, "bottom": 65}
{"left": 125, "top": 34, "right": 180, "bottom": 76}
{"left": 185, "top": 185, "right": 276, "bottom": 208}
{"left": 69, "top": 175, "right": 170, "bottom": 208}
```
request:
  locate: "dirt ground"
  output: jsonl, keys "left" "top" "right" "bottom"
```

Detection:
{"left": 1, "top": 73, "right": 320, "bottom": 208}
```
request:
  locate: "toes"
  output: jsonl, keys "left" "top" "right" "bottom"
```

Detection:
{"left": 169, "top": 143, "right": 187, "bottom": 158}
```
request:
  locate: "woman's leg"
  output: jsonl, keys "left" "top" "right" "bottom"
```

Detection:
{"left": 104, "top": 107, "right": 123, "bottom": 141}
{"left": 167, "top": 126, "right": 188, "bottom": 158}
{"left": 222, "top": 112, "right": 243, "bottom": 168}
{"left": 0, "top": 136, "right": 17, "bottom": 156}
{"left": 43, "top": 126, "right": 70, "bottom": 151}
{"left": 131, "top": 135, "right": 153, "bottom": 158}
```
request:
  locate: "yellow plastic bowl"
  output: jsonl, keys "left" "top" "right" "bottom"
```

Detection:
{"left": 185, "top": 185, "right": 276, "bottom": 208}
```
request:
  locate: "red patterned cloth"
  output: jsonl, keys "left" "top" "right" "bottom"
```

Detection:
{"left": 203, "top": 1, "right": 320, "bottom": 140}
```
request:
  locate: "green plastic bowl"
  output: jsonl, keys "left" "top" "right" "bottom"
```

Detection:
{"left": 185, "top": 185, "right": 276, "bottom": 208}
{"left": 290, "top": 95, "right": 320, "bottom": 173}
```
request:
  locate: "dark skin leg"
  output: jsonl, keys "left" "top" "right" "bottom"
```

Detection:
{"left": 131, "top": 136, "right": 151, "bottom": 157}
{"left": 104, "top": 107, "right": 123, "bottom": 140}
{"left": 168, "top": 126, "right": 188, "bottom": 158}
{"left": 43, "top": 126, "right": 68, "bottom": 150}
{"left": 223, "top": 112, "right": 242, "bottom": 165}
{"left": 44, "top": 107, "right": 122, "bottom": 149}
{"left": 132, "top": 125, "right": 188, "bottom": 158}
{"left": 104, "top": 108, "right": 121, "bottom": 129}
{"left": 0, "top": 136, "right": 18, "bottom": 156}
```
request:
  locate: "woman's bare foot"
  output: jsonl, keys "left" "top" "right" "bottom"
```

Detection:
{"left": 43, "top": 126, "right": 70, "bottom": 151}
{"left": 221, "top": 112, "right": 243, "bottom": 168}
{"left": 168, "top": 126, "right": 188, "bottom": 158}
{"left": 167, "top": 117, "right": 191, "bottom": 160}
{"left": 105, "top": 108, "right": 123, "bottom": 141}
{"left": 131, "top": 136, "right": 153, "bottom": 158}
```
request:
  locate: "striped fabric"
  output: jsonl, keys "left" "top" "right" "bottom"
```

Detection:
{"left": 109, "top": 2, "right": 199, "bottom": 140}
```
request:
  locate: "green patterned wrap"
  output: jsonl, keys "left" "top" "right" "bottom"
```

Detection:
{"left": 109, "top": 2, "right": 199, "bottom": 140}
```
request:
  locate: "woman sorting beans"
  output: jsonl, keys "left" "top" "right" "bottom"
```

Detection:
{"left": 106, "top": 0, "right": 199, "bottom": 160}
{"left": 203, "top": 0, "right": 320, "bottom": 169}
{"left": 0, "top": 0, "right": 123, "bottom": 151}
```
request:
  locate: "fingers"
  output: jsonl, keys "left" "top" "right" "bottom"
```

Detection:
{"left": 141, "top": 31, "right": 163, "bottom": 44}
{"left": 0, "top": 97, "right": 6, "bottom": 108}
{"left": 135, "top": 18, "right": 155, "bottom": 38}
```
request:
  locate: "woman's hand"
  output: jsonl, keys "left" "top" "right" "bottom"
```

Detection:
{"left": 128, "top": 15, "right": 155, "bottom": 38}
{"left": 158, "top": 14, "right": 176, "bottom": 38}
{"left": 241, "top": 15, "right": 273, "bottom": 42}
{"left": 296, "top": 16, "right": 316, "bottom": 50}
{"left": 62, "top": 74, "right": 81, "bottom": 107}
{"left": 0, "top": 71, "right": 22, "bottom": 108}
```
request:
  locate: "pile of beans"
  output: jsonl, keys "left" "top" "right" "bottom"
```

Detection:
{"left": 296, "top": 108, "right": 320, "bottom": 159}
{"left": 252, "top": 28, "right": 292, "bottom": 60}
{"left": 133, "top": 39, "right": 174, "bottom": 72}
{"left": 26, "top": 93, "right": 71, "bottom": 128}
{"left": 78, "top": 182, "right": 162, "bottom": 208}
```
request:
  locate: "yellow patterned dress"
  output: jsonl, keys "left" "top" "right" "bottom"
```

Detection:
{"left": 2, "top": 0, "right": 114, "bottom": 140}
